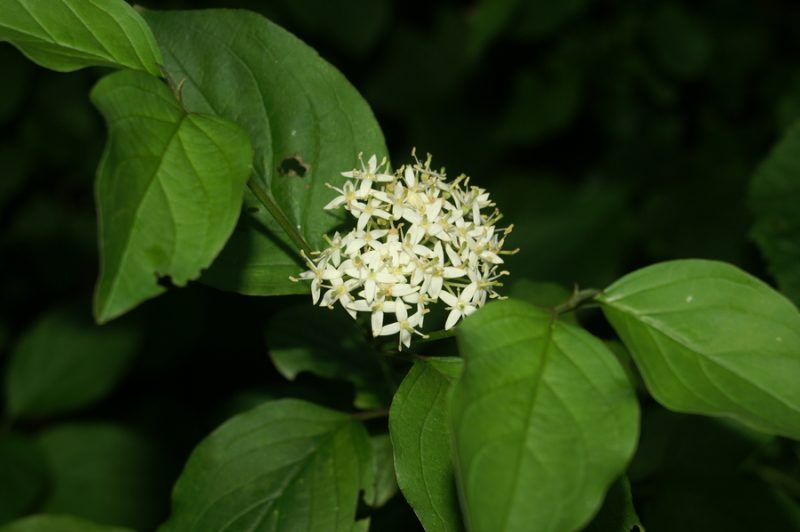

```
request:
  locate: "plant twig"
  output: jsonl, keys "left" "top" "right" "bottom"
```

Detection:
{"left": 419, "top": 329, "right": 457, "bottom": 343}
{"left": 247, "top": 177, "right": 313, "bottom": 256}
{"left": 552, "top": 286, "right": 602, "bottom": 315}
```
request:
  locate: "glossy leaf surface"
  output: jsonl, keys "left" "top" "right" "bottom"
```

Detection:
{"left": 599, "top": 259, "right": 800, "bottom": 439}
{"left": 162, "top": 399, "right": 372, "bottom": 532}
{"left": 390, "top": 358, "right": 463, "bottom": 532}
{"left": 144, "top": 9, "right": 387, "bottom": 294}
{"left": 0, "top": 0, "right": 161, "bottom": 74}
{"left": 92, "top": 70, "right": 252, "bottom": 322}
{"left": 452, "top": 300, "right": 639, "bottom": 532}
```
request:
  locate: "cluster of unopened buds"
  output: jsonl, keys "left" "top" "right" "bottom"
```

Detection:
{"left": 292, "top": 151, "right": 515, "bottom": 350}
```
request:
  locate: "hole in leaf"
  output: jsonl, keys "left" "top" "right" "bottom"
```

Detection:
{"left": 278, "top": 155, "right": 309, "bottom": 178}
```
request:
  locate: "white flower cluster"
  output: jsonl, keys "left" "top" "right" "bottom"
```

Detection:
{"left": 293, "top": 152, "right": 514, "bottom": 350}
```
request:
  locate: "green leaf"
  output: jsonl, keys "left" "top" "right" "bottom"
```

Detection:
{"left": 0, "top": 515, "right": 132, "bottom": 532}
{"left": 452, "top": 300, "right": 640, "bottom": 532}
{"left": 0, "top": 0, "right": 162, "bottom": 74}
{"left": 91, "top": 69, "right": 253, "bottom": 322}
{"left": 352, "top": 518, "right": 371, "bottom": 532}
{"left": 598, "top": 259, "right": 800, "bottom": 440}
{"left": 162, "top": 399, "right": 372, "bottom": 532}
{"left": 5, "top": 306, "right": 139, "bottom": 419}
{"left": 750, "top": 121, "right": 800, "bottom": 305}
{"left": 266, "top": 305, "right": 392, "bottom": 409}
{"left": 37, "top": 423, "right": 166, "bottom": 531}
{"left": 583, "top": 477, "right": 642, "bottom": 532}
{"left": 366, "top": 434, "right": 399, "bottom": 508}
{"left": 389, "top": 358, "right": 463, "bottom": 532}
{"left": 0, "top": 435, "right": 48, "bottom": 524}
{"left": 143, "top": 9, "right": 388, "bottom": 295}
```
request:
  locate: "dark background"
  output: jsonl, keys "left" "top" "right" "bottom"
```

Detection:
{"left": 2, "top": 1, "right": 800, "bottom": 530}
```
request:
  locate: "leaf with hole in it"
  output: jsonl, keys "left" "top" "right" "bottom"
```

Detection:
{"left": 390, "top": 358, "right": 464, "bottom": 532}
{"left": 0, "top": 0, "right": 161, "bottom": 74}
{"left": 598, "top": 259, "right": 800, "bottom": 440}
{"left": 750, "top": 121, "right": 800, "bottom": 305}
{"left": 143, "top": 9, "right": 388, "bottom": 295}
{"left": 5, "top": 306, "right": 139, "bottom": 420}
{"left": 91, "top": 69, "right": 253, "bottom": 323}
{"left": 266, "top": 304, "right": 392, "bottom": 409}
{"left": 161, "top": 399, "right": 372, "bottom": 532}
{"left": 0, "top": 435, "right": 48, "bottom": 524}
{"left": 0, "top": 515, "right": 133, "bottom": 532}
{"left": 452, "top": 300, "right": 639, "bottom": 532}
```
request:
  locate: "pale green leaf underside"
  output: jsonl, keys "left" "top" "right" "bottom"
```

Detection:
{"left": 452, "top": 300, "right": 639, "bottom": 532}
{"left": 5, "top": 308, "right": 138, "bottom": 419}
{"left": 750, "top": 121, "right": 800, "bottom": 305}
{"left": 0, "top": 0, "right": 161, "bottom": 74}
{"left": 161, "top": 399, "right": 372, "bottom": 532}
{"left": 599, "top": 259, "right": 800, "bottom": 440}
{"left": 143, "top": 9, "right": 388, "bottom": 295}
{"left": 389, "top": 358, "right": 464, "bottom": 532}
{"left": 91, "top": 70, "right": 253, "bottom": 323}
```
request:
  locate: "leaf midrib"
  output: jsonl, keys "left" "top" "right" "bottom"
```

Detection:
{"left": 212, "top": 420, "right": 353, "bottom": 532}
{"left": 497, "top": 316, "right": 556, "bottom": 532}
{"left": 605, "top": 300, "right": 800, "bottom": 417}
{"left": 101, "top": 115, "right": 185, "bottom": 316}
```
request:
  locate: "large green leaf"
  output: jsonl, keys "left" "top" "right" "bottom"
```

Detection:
{"left": 37, "top": 423, "right": 167, "bottom": 531}
{"left": 0, "top": 515, "right": 132, "bottom": 532}
{"left": 598, "top": 259, "right": 800, "bottom": 439}
{"left": 0, "top": 435, "right": 48, "bottom": 524}
{"left": 389, "top": 358, "right": 463, "bottom": 532}
{"left": 750, "top": 121, "right": 800, "bottom": 305}
{"left": 0, "top": 0, "right": 161, "bottom": 74}
{"left": 266, "top": 305, "right": 392, "bottom": 409}
{"left": 452, "top": 300, "right": 639, "bottom": 532}
{"left": 5, "top": 306, "right": 139, "bottom": 419}
{"left": 162, "top": 399, "right": 372, "bottom": 532}
{"left": 91, "top": 69, "right": 253, "bottom": 322}
{"left": 143, "top": 9, "right": 388, "bottom": 295}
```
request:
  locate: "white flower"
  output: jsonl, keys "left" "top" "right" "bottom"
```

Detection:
{"left": 378, "top": 301, "right": 425, "bottom": 350}
{"left": 348, "top": 296, "right": 397, "bottom": 337}
{"left": 440, "top": 283, "right": 479, "bottom": 330}
{"left": 292, "top": 150, "right": 515, "bottom": 349}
